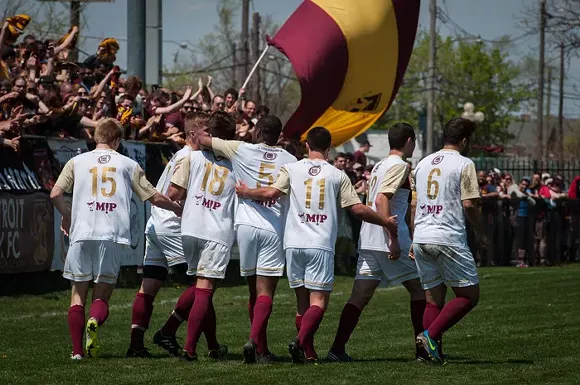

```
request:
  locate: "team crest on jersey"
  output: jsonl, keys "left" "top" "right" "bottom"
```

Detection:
{"left": 308, "top": 165, "right": 321, "bottom": 176}
{"left": 263, "top": 152, "right": 277, "bottom": 161}
{"left": 98, "top": 155, "right": 111, "bottom": 164}
{"left": 431, "top": 155, "right": 444, "bottom": 165}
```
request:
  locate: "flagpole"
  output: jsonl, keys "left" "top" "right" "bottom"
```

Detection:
{"left": 241, "top": 45, "right": 269, "bottom": 89}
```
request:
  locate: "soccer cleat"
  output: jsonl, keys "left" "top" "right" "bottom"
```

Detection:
{"left": 327, "top": 350, "right": 354, "bottom": 363}
{"left": 288, "top": 339, "right": 306, "bottom": 364}
{"left": 153, "top": 330, "right": 181, "bottom": 356}
{"left": 85, "top": 317, "right": 101, "bottom": 358}
{"left": 415, "top": 347, "right": 431, "bottom": 362}
{"left": 416, "top": 331, "right": 443, "bottom": 364}
{"left": 208, "top": 344, "right": 228, "bottom": 360}
{"left": 125, "top": 348, "right": 154, "bottom": 359}
{"left": 306, "top": 357, "right": 320, "bottom": 365}
{"left": 180, "top": 350, "right": 198, "bottom": 362}
{"left": 242, "top": 340, "right": 257, "bottom": 364}
{"left": 70, "top": 353, "right": 83, "bottom": 361}
{"left": 256, "top": 352, "right": 276, "bottom": 364}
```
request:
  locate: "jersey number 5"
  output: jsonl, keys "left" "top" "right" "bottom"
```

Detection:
{"left": 304, "top": 178, "right": 326, "bottom": 210}
{"left": 257, "top": 162, "right": 276, "bottom": 188}
{"left": 89, "top": 167, "right": 116, "bottom": 197}
{"left": 427, "top": 168, "right": 441, "bottom": 199}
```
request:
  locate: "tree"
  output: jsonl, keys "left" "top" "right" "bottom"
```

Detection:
{"left": 162, "top": 0, "right": 300, "bottom": 121}
{"left": 376, "top": 30, "right": 536, "bottom": 147}
{"left": 1, "top": 0, "right": 75, "bottom": 41}
{"left": 564, "top": 119, "right": 580, "bottom": 159}
{"left": 522, "top": 0, "right": 580, "bottom": 52}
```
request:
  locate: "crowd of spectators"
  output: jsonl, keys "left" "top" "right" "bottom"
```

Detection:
{"left": 0, "top": 21, "right": 292, "bottom": 155}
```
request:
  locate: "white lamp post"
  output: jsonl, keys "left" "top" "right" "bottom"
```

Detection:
{"left": 461, "top": 102, "right": 485, "bottom": 123}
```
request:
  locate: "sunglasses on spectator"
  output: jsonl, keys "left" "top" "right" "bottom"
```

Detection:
{"left": 184, "top": 106, "right": 199, "bottom": 111}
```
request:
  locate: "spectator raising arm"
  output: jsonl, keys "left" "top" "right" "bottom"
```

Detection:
{"left": 153, "top": 87, "right": 192, "bottom": 115}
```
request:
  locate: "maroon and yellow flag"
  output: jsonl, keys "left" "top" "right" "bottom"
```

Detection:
{"left": 268, "top": 0, "right": 420, "bottom": 146}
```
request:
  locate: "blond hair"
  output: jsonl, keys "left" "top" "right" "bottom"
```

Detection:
{"left": 94, "top": 118, "right": 123, "bottom": 144}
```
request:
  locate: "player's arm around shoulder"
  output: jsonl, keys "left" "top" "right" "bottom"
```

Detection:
{"left": 339, "top": 172, "right": 398, "bottom": 232}
{"left": 198, "top": 136, "right": 244, "bottom": 160}
{"left": 51, "top": 158, "right": 74, "bottom": 235}
{"left": 235, "top": 164, "right": 290, "bottom": 201}
{"left": 132, "top": 163, "right": 182, "bottom": 216}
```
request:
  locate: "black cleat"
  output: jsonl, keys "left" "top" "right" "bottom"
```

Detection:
{"left": 327, "top": 350, "right": 354, "bottom": 363}
{"left": 256, "top": 352, "right": 274, "bottom": 364}
{"left": 415, "top": 348, "right": 431, "bottom": 362}
{"left": 208, "top": 344, "right": 228, "bottom": 360}
{"left": 153, "top": 330, "right": 181, "bottom": 356}
{"left": 126, "top": 347, "right": 154, "bottom": 359}
{"left": 180, "top": 350, "right": 198, "bottom": 362}
{"left": 242, "top": 340, "right": 257, "bottom": 364}
{"left": 288, "top": 339, "right": 306, "bottom": 364}
{"left": 306, "top": 357, "right": 320, "bottom": 365}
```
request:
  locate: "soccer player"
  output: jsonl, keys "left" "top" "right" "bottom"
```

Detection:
{"left": 126, "top": 112, "right": 210, "bottom": 358}
{"left": 412, "top": 117, "right": 485, "bottom": 364}
{"left": 167, "top": 111, "right": 237, "bottom": 362}
{"left": 328, "top": 123, "right": 426, "bottom": 362}
{"left": 197, "top": 115, "right": 297, "bottom": 363}
{"left": 236, "top": 127, "right": 398, "bottom": 364}
{"left": 50, "top": 118, "right": 182, "bottom": 360}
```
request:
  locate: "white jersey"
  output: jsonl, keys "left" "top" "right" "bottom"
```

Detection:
{"left": 274, "top": 159, "right": 361, "bottom": 253}
{"left": 230, "top": 143, "right": 296, "bottom": 234}
{"left": 175, "top": 151, "right": 236, "bottom": 248}
{"left": 359, "top": 155, "right": 412, "bottom": 252}
{"left": 413, "top": 149, "right": 480, "bottom": 247}
{"left": 145, "top": 146, "right": 192, "bottom": 236}
{"left": 67, "top": 150, "right": 150, "bottom": 245}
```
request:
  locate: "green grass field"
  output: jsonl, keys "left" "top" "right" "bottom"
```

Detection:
{"left": 1, "top": 266, "right": 579, "bottom": 385}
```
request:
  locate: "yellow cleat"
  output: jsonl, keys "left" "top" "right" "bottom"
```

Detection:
{"left": 85, "top": 317, "right": 101, "bottom": 358}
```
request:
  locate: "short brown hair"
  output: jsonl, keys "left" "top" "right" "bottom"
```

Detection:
{"left": 207, "top": 111, "right": 236, "bottom": 140}
{"left": 94, "top": 118, "right": 123, "bottom": 144}
{"left": 184, "top": 111, "right": 210, "bottom": 136}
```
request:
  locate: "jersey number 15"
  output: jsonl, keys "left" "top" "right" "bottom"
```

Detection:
{"left": 89, "top": 167, "right": 117, "bottom": 197}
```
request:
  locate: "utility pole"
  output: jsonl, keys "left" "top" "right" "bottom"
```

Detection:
{"left": 426, "top": 0, "right": 437, "bottom": 154}
{"left": 127, "top": 0, "right": 146, "bottom": 81}
{"left": 69, "top": 1, "right": 81, "bottom": 62}
{"left": 558, "top": 43, "right": 565, "bottom": 158}
{"left": 546, "top": 66, "right": 552, "bottom": 151}
{"left": 251, "top": 12, "right": 262, "bottom": 104}
{"left": 232, "top": 43, "right": 238, "bottom": 87}
{"left": 241, "top": 0, "right": 250, "bottom": 87}
{"left": 537, "top": 0, "right": 546, "bottom": 161}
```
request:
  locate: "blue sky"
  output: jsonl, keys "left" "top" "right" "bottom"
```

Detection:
{"left": 52, "top": 0, "right": 580, "bottom": 117}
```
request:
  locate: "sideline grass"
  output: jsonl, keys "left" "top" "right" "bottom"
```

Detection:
{"left": 0, "top": 266, "right": 579, "bottom": 385}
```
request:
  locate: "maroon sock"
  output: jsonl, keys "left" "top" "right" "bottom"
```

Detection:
{"left": 204, "top": 301, "right": 219, "bottom": 351}
{"left": 89, "top": 299, "right": 109, "bottom": 326}
{"left": 428, "top": 297, "right": 475, "bottom": 341}
{"left": 248, "top": 293, "right": 257, "bottom": 326}
{"left": 250, "top": 295, "right": 273, "bottom": 354}
{"left": 411, "top": 300, "right": 426, "bottom": 337}
{"left": 423, "top": 302, "right": 442, "bottom": 330}
{"left": 295, "top": 314, "right": 303, "bottom": 332}
{"left": 330, "top": 303, "right": 361, "bottom": 354}
{"left": 297, "top": 305, "right": 325, "bottom": 359}
{"left": 184, "top": 288, "right": 213, "bottom": 355}
{"left": 161, "top": 285, "right": 196, "bottom": 336}
{"left": 130, "top": 293, "right": 154, "bottom": 350}
{"left": 68, "top": 305, "right": 85, "bottom": 356}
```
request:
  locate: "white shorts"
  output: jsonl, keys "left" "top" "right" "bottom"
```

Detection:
{"left": 143, "top": 233, "right": 185, "bottom": 269}
{"left": 182, "top": 235, "right": 231, "bottom": 279}
{"left": 237, "top": 225, "right": 284, "bottom": 277}
{"left": 412, "top": 243, "right": 479, "bottom": 290}
{"left": 63, "top": 240, "right": 126, "bottom": 284}
{"left": 286, "top": 248, "right": 334, "bottom": 292}
{"left": 355, "top": 249, "right": 419, "bottom": 287}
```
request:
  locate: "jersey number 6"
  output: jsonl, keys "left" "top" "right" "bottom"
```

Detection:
{"left": 427, "top": 168, "right": 441, "bottom": 200}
